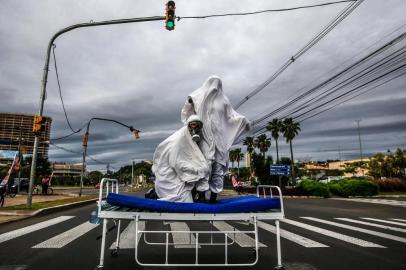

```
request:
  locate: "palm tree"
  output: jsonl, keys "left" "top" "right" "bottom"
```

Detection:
{"left": 281, "top": 118, "right": 301, "bottom": 185}
{"left": 234, "top": 148, "right": 244, "bottom": 176}
{"left": 266, "top": 118, "right": 282, "bottom": 163}
{"left": 254, "top": 134, "right": 271, "bottom": 161}
{"left": 229, "top": 149, "right": 236, "bottom": 169}
{"left": 243, "top": 136, "right": 255, "bottom": 169}
{"left": 266, "top": 118, "right": 283, "bottom": 187}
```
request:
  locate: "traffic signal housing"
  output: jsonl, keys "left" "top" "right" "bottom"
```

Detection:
{"left": 165, "top": 1, "right": 176, "bottom": 31}
{"left": 32, "top": 115, "right": 45, "bottom": 133}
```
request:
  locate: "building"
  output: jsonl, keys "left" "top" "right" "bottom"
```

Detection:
{"left": 0, "top": 113, "right": 52, "bottom": 164}
{"left": 303, "top": 158, "right": 369, "bottom": 178}
{"left": 51, "top": 162, "right": 84, "bottom": 176}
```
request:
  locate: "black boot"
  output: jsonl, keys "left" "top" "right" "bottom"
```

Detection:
{"left": 196, "top": 191, "right": 206, "bottom": 203}
{"left": 209, "top": 192, "right": 217, "bottom": 204}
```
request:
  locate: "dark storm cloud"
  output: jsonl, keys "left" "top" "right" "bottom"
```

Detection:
{"left": 1, "top": 0, "right": 406, "bottom": 170}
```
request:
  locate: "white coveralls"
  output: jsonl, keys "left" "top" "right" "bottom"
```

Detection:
{"left": 152, "top": 76, "right": 250, "bottom": 202}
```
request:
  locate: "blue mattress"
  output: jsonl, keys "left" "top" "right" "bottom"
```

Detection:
{"left": 106, "top": 193, "right": 281, "bottom": 214}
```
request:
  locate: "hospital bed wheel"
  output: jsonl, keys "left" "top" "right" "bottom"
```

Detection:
{"left": 110, "top": 247, "right": 119, "bottom": 257}
{"left": 95, "top": 265, "right": 103, "bottom": 270}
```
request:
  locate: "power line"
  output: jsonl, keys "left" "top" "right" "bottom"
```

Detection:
{"left": 251, "top": 32, "right": 406, "bottom": 127}
{"left": 246, "top": 51, "right": 406, "bottom": 139}
{"left": 297, "top": 70, "right": 406, "bottom": 122}
{"left": 234, "top": 0, "right": 363, "bottom": 109}
{"left": 178, "top": 1, "right": 356, "bottom": 20}
{"left": 49, "top": 142, "right": 117, "bottom": 169}
{"left": 50, "top": 122, "right": 88, "bottom": 141}
{"left": 283, "top": 47, "right": 406, "bottom": 119}
{"left": 52, "top": 44, "right": 82, "bottom": 134}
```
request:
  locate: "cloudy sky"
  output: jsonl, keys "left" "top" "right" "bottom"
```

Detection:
{"left": 1, "top": 0, "right": 405, "bottom": 171}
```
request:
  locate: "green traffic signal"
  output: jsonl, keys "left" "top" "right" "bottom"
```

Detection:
{"left": 167, "top": 21, "right": 174, "bottom": 29}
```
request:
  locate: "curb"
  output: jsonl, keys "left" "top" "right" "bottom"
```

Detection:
{"left": 0, "top": 198, "right": 99, "bottom": 225}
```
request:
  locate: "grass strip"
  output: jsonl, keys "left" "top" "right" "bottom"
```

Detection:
{"left": 2, "top": 196, "right": 97, "bottom": 210}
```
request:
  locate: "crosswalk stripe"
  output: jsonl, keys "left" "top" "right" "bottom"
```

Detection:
{"left": 257, "top": 221, "right": 327, "bottom": 248}
{"left": 331, "top": 198, "right": 406, "bottom": 207}
{"left": 32, "top": 221, "right": 98, "bottom": 248}
{"left": 335, "top": 218, "right": 406, "bottom": 233}
{"left": 361, "top": 218, "right": 406, "bottom": 227}
{"left": 0, "top": 216, "right": 74, "bottom": 244}
{"left": 212, "top": 221, "right": 266, "bottom": 247}
{"left": 302, "top": 217, "right": 406, "bottom": 244}
{"left": 389, "top": 218, "right": 406, "bottom": 223}
{"left": 282, "top": 219, "right": 384, "bottom": 248}
{"left": 169, "top": 222, "right": 200, "bottom": 248}
{"left": 109, "top": 221, "right": 145, "bottom": 249}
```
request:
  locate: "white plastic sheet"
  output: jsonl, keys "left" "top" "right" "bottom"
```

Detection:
{"left": 152, "top": 76, "right": 250, "bottom": 202}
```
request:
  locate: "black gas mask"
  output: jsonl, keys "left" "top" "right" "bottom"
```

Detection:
{"left": 187, "top": 119, "right": 203, "bottom": 142}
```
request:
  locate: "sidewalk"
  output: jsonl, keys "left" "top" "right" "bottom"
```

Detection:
{"left": 0, "top": 193, "right": 97, "bottom": 224}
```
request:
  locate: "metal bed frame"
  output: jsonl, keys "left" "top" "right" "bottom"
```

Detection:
{"left": 95, "top": 178, "right": 285, "bottom": 269}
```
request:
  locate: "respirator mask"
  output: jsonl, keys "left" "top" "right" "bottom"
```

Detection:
{"left": 187, "top": 115, "right": 203, "bottom": 143}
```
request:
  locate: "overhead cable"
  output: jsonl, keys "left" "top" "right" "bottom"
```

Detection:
{"left": 234, "top": 0, "right": 364, "bottom": 109}
{"left": 178, "top": 1, "right": 356, "bottom": 20}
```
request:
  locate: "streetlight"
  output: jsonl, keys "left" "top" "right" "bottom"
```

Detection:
{"left": 27, "top": 16, "right": 164, "bottom": 208}
{"left": 79, "top": 117, "right": 140, "bottom": 197}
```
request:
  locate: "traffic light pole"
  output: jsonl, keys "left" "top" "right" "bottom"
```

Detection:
{"left": 79, "top": 117, "right": 138, "bottom": 197}
{"left": 28, "top": 16, "right": 164, "bottom": 208}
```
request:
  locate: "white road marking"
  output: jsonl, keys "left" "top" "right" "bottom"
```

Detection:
{"left": 257, "top": 221, "right": 327, "bottom": 248}
{"left": 330, "top": 198, "right": 406, "bottom": 207}
{"left": 336, "top": 218, "right": 406, "bottom": 233}
{"left": 282, "top": 219, "right": 384, "bottom": 248}
{"left": 0, "top": 216, "right": 74, "bottom": 244}
{"left": 0, "top": 265, "right": 28, "bottom": 270}
{"left": 33, "top": 221, "right": 98, "bottom": 248}
{"left": 302, "top": 217, "right": 406, "bottom": 244}
{"left": 169, "top": 222, "right": 200, "bottom": 248}
{"left": 389, "top": 218, "right": 406, "bottom": 223}
{"left": 212, "top": 221, "right": 266, "bottom": 247}
{"left": 109, "top": 221, "right": 145, "bottom": 249}
{"left": 361, "top": 218, "right": 406, "bottom": 227}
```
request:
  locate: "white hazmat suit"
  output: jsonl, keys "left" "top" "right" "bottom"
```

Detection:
{"left": 152, "top": 76, "right": 250, "bottom": 202}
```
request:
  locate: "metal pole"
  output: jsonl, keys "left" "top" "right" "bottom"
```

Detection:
{"left": 17, "top": 127, "right": 22, "bottom": 193}
{"left": 356, "top": 120, "right": 364, "bottom": 176}
{"left": 28, "top": 15, "right": 164, "bottom": 208}
{"left": 132, "top": 160, "right": 135, "bottom": 187}
{"left": 79, "top": 132, "right": 89, "bottom": 197}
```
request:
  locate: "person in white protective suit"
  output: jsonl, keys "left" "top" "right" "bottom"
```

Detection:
{"left": 181, "top": 76, "right": 250, "bottom": 202}
{"left": 152, "top": 75, "right": 250, "bottom": 203}
{"left": 151, "top": 114, "right": 210, "bottom": 202}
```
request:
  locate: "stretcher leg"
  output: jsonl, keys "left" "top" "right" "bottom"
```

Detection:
{"left": 96, "top": 219, "right": 108, "bottom": 269}
{"left": 111, "top": 220, "right": 121, "bottom": 257}
{"left": 274, "top": 220, "right": 284, "bottom": 269}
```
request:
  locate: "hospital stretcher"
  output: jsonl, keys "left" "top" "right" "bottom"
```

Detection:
{"left": 94, "top": 178, "right": 285, "bottom": 269}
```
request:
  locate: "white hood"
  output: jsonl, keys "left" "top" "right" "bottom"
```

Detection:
{"left": 181, "top": 76, "right": 251, "bottom": 166}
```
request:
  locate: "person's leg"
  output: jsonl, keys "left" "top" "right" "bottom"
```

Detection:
{"left": 208, "top": 162, "right": 227, "bottom": 203}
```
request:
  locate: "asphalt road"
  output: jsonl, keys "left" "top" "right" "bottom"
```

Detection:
{"left": 0, "top": 196, "right": 405, "bottom": 270}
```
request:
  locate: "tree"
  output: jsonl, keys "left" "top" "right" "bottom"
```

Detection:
{"left": 243, "top": 136, "right": 255, "bottom": 170}
{"left": 234, "top": 148, "right": 244, "bottom": 176}
{"left": 229, "top": 149, "right": 236, "bottom": 169}
{"left": 281, "top": 118, "right": 301, "bottom": 185}
{"left": 254, "top": 134, "right": 271, "bottom": 160}
{"left": 266, "top": 118, "right": 282, "bottom": 163}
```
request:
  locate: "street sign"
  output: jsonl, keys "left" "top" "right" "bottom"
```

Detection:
{"left": 270, "top": 164, "right": 291, "bottom": 176}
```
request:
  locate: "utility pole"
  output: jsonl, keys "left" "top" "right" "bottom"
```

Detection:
{"left": 132, "top": 160, "right": 135, "bottom": 187}
{"left": 17, "top": 127, "right": 22, "bottom": 193}
{"left": 27, "top": 16, "right": 164, "bottom": 208}
{"left": 355, "top": 120, "right": 364, "bottom": 176}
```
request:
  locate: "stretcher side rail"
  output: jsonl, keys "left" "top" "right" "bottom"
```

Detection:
{"left": 95, "top": 178, "right": 284, "bottom": 269}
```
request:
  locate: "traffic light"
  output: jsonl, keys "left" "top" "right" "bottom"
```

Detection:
{"left": 82, "top": 132, "right": 89, "bottom": 147}
{"left": 32, "top": 115, "right": 44, "bottom": 133}
{"left": 165, "top": 1, "right": 176, "bottom": 31}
